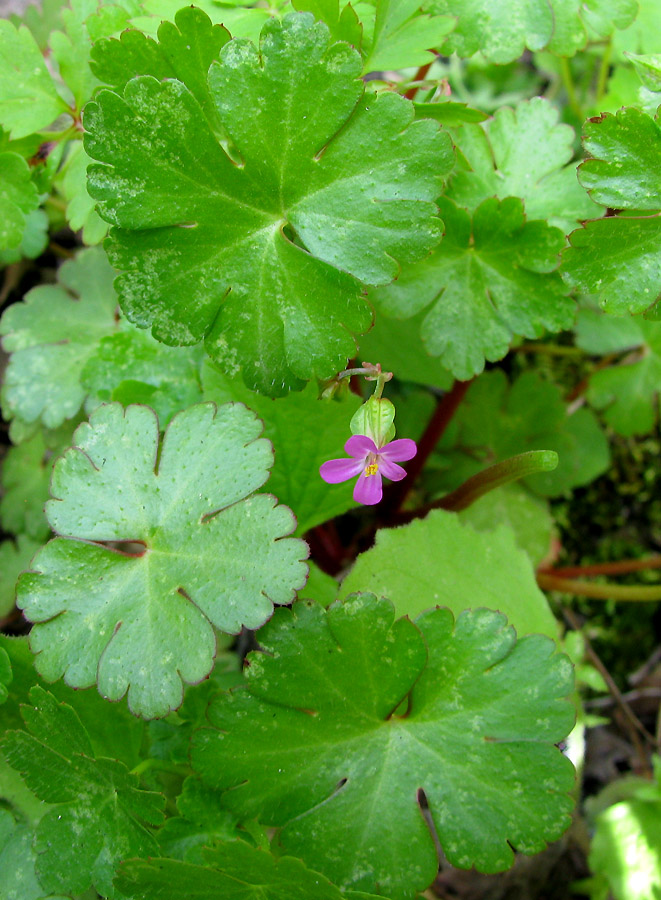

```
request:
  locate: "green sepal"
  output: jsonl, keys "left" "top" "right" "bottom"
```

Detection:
{"left": 350, "top": 395, "right": 396, "bottom": 445}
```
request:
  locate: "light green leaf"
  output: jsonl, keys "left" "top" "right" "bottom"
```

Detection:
{"left": 362, "top": 0, "right": 454, "bottom": 72}
{"left": 0, "top": 430, "right": 58, "bottom": 541}
{"left": 442, "top": 370, "right": 610, "bottom": 497}
{"left": 84, "top": 13, "right": 450, "bottom": 394}
{"left": 157, "top": 778, "right": 238, "bottom": 863}
{"left": 457, "top": 484, "right": 554, "bottom": 567}
{"left": 1, "top": 686, "right": 164, "bottom": 898}
{"left": 0, "top": 809, "right": 68, "bottom": 900}
{"left": 372, "top": 197, "right": 572, "bottom": 380}
{"left": 117, "top": 841, "right": 383, "bottom": 900}
{"left": 298, "top": 561, "right": 338, "bottom": 606}
{"left": 0, "top": 247, "right": 118, "bottom": 429}
{"left": 426, "top": 0, "right": 553, "bottom": 63}
{"left": 192, "top": 595, "right": 574, "bottom": 896}
{"left": 414, "top": 99, "right": 489, "bottom": 127}
{"left": 0, "top": 209, "right": 49, "bottom": 264}
{"left": 82, "top": 324, "right": 205, "bottom": 427}
{"left": 574, "top": 305, "right": 644, "bottom": 354}
{"left": 17, "top": 402, "right": 308, "bottom": 718}
{"left": 55, "top": 141, "right": 108, "bottom": 244}
{"left": 0, "top": 20, "right": 69, "bottom": 139}
{"left": 0, "top": 535, "right": 42, "bottom": 618}
{"left": 626, "top": 51, "right": 661, "bottom": 91}
{"left": 546, "top": 0, "right": 637, "bottom": 56}
{"left": 134, "top": 0, "right": 273, "bottom": 43}
{"left": 0, "top": 152, "right": 39, "bottom": 249}
{"left": 448, "top": 98, "right": 600, "bottom": 232}
{"left": 202, "top": 364, "right": 363, "bottom": 534}
{"left": 589, "top": 794, "right": 661, "bottom": 900}
{"left": 341, "top": 508, "right": 558, "bottom": 637}
{"left": 579, "top": 316, "right": 661, "bottom": 435}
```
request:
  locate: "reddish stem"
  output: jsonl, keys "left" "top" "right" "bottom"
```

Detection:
{"left": 539, "top": 556, "right": 661, "bottom": 578}
{"left": 305, "top": 521, "right": 346, "bottom": 576}
{"left": 385, "top": 378, "right": 473, "bottom": 518}
{"left": 404, "top": 62, "right": 433, "bottom": 100}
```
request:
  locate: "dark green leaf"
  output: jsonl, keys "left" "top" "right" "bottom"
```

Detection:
{"left": 192, "top": 595, "right": 575, "bottom": 896}
{"left": 1, "top": 686, "right": 164, "bottom": 898}
{"left": 84, "top": 13, "right": 450, "bottom": 394}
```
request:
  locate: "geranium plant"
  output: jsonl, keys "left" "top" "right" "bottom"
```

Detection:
{"left": 1, "top": 1, "right": 661, "bottom": 898}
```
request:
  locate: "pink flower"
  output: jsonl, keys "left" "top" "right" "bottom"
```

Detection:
{"left": 320, "top": 435, "right": 417, "bottom": 505}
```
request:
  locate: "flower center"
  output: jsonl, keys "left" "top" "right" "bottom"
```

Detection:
{"left": 365, "top": 463, "right": 379, "bottom": 476}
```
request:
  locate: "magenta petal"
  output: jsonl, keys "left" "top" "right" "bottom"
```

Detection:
{"left": 353, "top": 471, "right": 383, "bottom": 505}
{"left": 379, "top": 459, "right": 407, "bottom": 482}
{"left": 345, "top": 434, "right": 377, "bottom": 457}
{"left": 320, "top": 457, "right": 364, "bottom": 484}
{"left": 379, "top": 438, "right": 417, "bottom": 462}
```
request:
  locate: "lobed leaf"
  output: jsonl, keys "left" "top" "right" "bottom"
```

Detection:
{"left": 0, "top": 535, "right": 42, "bottom": 618}
{"left": 1, "top": 686, "right": 164, "bottom": 897}
{"left": 372, "top": 197, "right": 572, "bottom": 380}
{"left": 448, "top": 98, "right": 600, "bottom": 232}
{"left": 0, "top": 247, "right": 118, "bottom": 429}
{"left": 192, "top": 594, "right": 575, "bottom": 897}
{"left": 17, "top": 402, "right": 308, "bottom": 718}
{"left": 84, "top": 12, "right": 450, "bottom": 394}
{"left": 117, "top": 840, "right": 384, "bottom": 899}
{"left": 341, "top": 509, "right": 558, "bottom": 637}
{"left": 0, "top": 152, "right": 40, "bottom": 249}
{"left": 0, "top": 809, "right": 68, "bottom": 900}
{"left": 0, "top": 20, "right": 68, "bottom": 139}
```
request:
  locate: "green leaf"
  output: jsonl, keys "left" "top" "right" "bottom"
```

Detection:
{"left": 457, "top": 484, "right": 554, "bottom": 567}
{"left": 414, "top": 99, "right": 489, "bottom": 127}
{"left": 574, "top": 305, "right": 644, "bottom": 354}
{"left": 563, "top": 215, "right": 661, "bottom": 315}
{"left": 0, "top": 20, "right": 69, "bottom": 139}
{"left": 0, "top": 248, "right": 118, "bottom": 429}
{"left": 0, "top": 430, "right": 58, "bottom": 541}
{"left": 578, "top": 315, "right": 661, "bottom": 435}
{"left": 91, "top": 6, "right": 231, "bottom": 134}
{"left": 157, "top": 777, "right": 238, "bottom": 863}
{"left": 546, "top": 0, "right": 637, "bottom": 56}
{"left": 448, "top": 98, "right": 600, "bottom": 232}
{"left": 0, "top": 633, "right": 145, "bottom": 768}
{"left": 442, "top": 370, "right": 610, "bottom": 497}
{"left": 356, "top": 308, "right": 454, "bottom": 390}
{"left": 192, "top": 595, "right": 575, "bottom": 896}
{"left": 563, "top": 107, "right": 661, "bottom": 315}
{"left": 84, "top": 13, "right": 450, "bottom": 394}
{"left": 362, "top": 0, "right": 454, "bottom": 72}
{"left": 579, "top": 107, "right": 661, "bottom": 210}
{"left": 0, "top": 535, "right": 42, "bottom": 618}
{"left": 372, "top": 197, "right": 572, "bottom": 380}
{"left": 135, "top": 0, "right": 273, "bottom": 43}
{"left": 0, "top": 648, "right": 10, "bottom": 704}
{"left": 589, "top": 793, "right": 661, "bottom": 900}
{"left": 17, "top": 402, "right": 308, "bottom": 718}
{"left": 0, "top": 208, "right": 49, "bottom": 264}
{"left": 341, "top": 508, "right": 558, "bottom": 637}
{"left": 82, "top": 324, "right": 205, "bottom": 427}
{"left": 1, "top": 686, "right": 164, "bottom": 897}
{"left": 54, "top": 141, "right": 108, "bottom": 244}
{"left": 426, "top": 0, "right": 554, "bottom": 63}
{"left": 0, "top": 152, "right": 39, "bottom": 249}
{"left": 202, "top": 364, "right": 363, "bottom": 534}
{"left": 117, "top": 841, "right": 383, "bottom": 900}
{"left": 626, "top": 51, "right": 661, "bottom": 91}
{"left": 0, "top": 809, "right": 68, "bottom": 900}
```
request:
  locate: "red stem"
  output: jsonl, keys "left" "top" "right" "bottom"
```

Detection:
{"left": 385, "top": 378, "right": 473, "bottom": 518}
{"left": 404, "top": 62, "right": 432, "bottom": 100}
{"left": 539, "top": 555, "right": 661, "bottom": 578}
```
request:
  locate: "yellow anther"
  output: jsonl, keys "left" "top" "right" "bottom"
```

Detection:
{"left": 365, "top": 463, "right": 378, "bottom": 476}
